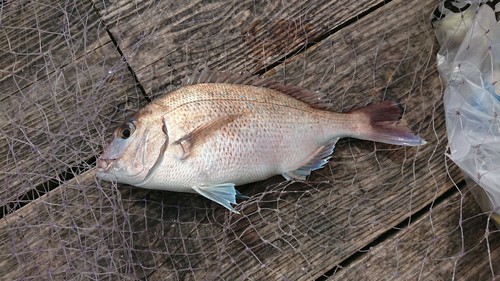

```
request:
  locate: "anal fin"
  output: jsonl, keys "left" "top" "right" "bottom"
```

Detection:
{"left": 192, "top": 183, "right": 241, "bottom": 214}
{"left": 282, "top": 169, "right": 311, "bottom": 181}
{"left": 282, "top": 140, "right": 338, "bottom": 181}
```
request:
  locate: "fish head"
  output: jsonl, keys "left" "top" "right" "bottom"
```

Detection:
{"left": 96, "top": 111, "right": 164, "bottom": 186}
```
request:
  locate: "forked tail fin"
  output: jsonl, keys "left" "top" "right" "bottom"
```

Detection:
{"left": 349, "top": 101, "right": 426, "bottom": 146}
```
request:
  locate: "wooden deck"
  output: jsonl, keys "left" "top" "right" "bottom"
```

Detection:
{"left": 0, "top": 0, "right": 499, "bottom": 280}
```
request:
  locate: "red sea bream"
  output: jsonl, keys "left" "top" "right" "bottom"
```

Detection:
{"left": 96, "top": 69, "right": 425, "bottom": 213}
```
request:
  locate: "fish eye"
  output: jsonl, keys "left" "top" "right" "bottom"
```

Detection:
{"left": 118, "top": 121, "right": 136, "bottom": 139}
{"left": 121, "top": 128, "right": 131, "bottom": 139}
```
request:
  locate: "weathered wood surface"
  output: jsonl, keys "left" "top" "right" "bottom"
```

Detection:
{"left": 0, "top": 0, "right": 144, "bottom": 211}
{"left": 92, "top": 0, "right": 388, "bottom": 95}
{"left": 1, "top": 0, "right": 499, "bottom": 280}
{"left": 0, "top": 0, "right": 107, "bottom": 96}
{"left": 330, "top": 186, "right": 500, "bottom": 280}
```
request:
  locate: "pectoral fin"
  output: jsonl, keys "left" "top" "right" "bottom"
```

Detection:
{"left": 192, "top": 183, "right": 241, "bottom": 214}
{"left": 173, "top": 114, "right": 241, "bottom": 160}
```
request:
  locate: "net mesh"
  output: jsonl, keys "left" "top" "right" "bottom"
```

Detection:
{"left": 0, "top": 0, "right": 498, "bottom": 280}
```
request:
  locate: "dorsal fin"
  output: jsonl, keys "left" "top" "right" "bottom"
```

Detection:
{"left": 182, "top": 67, "right": 332, "bottom": 109}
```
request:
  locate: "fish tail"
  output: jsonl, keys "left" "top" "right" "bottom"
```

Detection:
{"left": 349, "top": 101, "right": 426, "bottom": 146}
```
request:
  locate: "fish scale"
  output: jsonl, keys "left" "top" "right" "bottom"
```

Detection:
{"left": 97, "top": 70, "right": 425, "bottom": 213}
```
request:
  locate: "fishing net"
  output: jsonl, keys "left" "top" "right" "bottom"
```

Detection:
{"left": 0, "top": 0, "right": 498, "bottom": 280}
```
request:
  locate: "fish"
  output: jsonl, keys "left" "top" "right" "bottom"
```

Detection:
{"left": 96, "top": 69, "right": 426, "bottom": 214}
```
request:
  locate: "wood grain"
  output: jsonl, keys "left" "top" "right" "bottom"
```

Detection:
{"left": 0, "top": 0, "right": 108, "bottom": 96}
{"left": 329, "top": 185, "right": 500, "bottom": 280}
{"left": 1, "top": 0, "right": 497, "bottom": 280}
{"left": 0, "top": 0, "right": 145, "bottom": 213}
{"left": 0, "top": 171, "right": 140, "bottom": 279}
{"left": 91, "top": 0, "right": 386, "bottom": 95}
{"left": 0, "top": 169, "right": 235, "bottom": 279}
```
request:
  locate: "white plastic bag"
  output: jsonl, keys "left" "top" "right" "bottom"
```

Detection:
{"left": 432, "top": 0, "right": 500, "bottom": 227}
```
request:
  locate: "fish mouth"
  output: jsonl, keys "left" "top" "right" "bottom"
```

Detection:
{"left": 96, "top": 157, "right": 115, "bottom": 172}
{"left": 95, "top": 157, "right": 125, "bottom": 184}
{"left": 95, "top": 154, "right": 147, "bottom": 181}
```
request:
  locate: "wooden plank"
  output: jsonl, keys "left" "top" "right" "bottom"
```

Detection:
{"left": 0, "top": 0, "right": 145, "bottom": 212}
{"left": 92, "top": 0, "right": 387, "bottom": 95}
{"left": 2, "top": 0, "right": 491, "bottom": 281}
{"left": 0, "top": 169, "right": 230, "bottom": 279}
{"left": 0, "top": 0, "right": 109, "bottom": 96}
{"left": 0, "top": 42, "right": 144, "bottom": 211}
{"left": 0, "top": 171, "right": 138, "bottom": 279}
{"left": 329, "top": 186, "right": 500, "bottom": 280}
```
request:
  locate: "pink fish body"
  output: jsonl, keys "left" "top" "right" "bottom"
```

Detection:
{"left": 97, "top": 70, "right": 425, "bottom": 213}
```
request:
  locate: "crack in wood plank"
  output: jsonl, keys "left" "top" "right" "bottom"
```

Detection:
{"left": 91, "top": 0, "right": 388, "bottom": 96}
{"left": 0, "top": 0, "right": 145, "bottom": 215}
{"left": 1, "top": 0, "right": 498, "bottom": 280}
{"left": 328, "top": 184, "right": 500, "bottom": 280}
